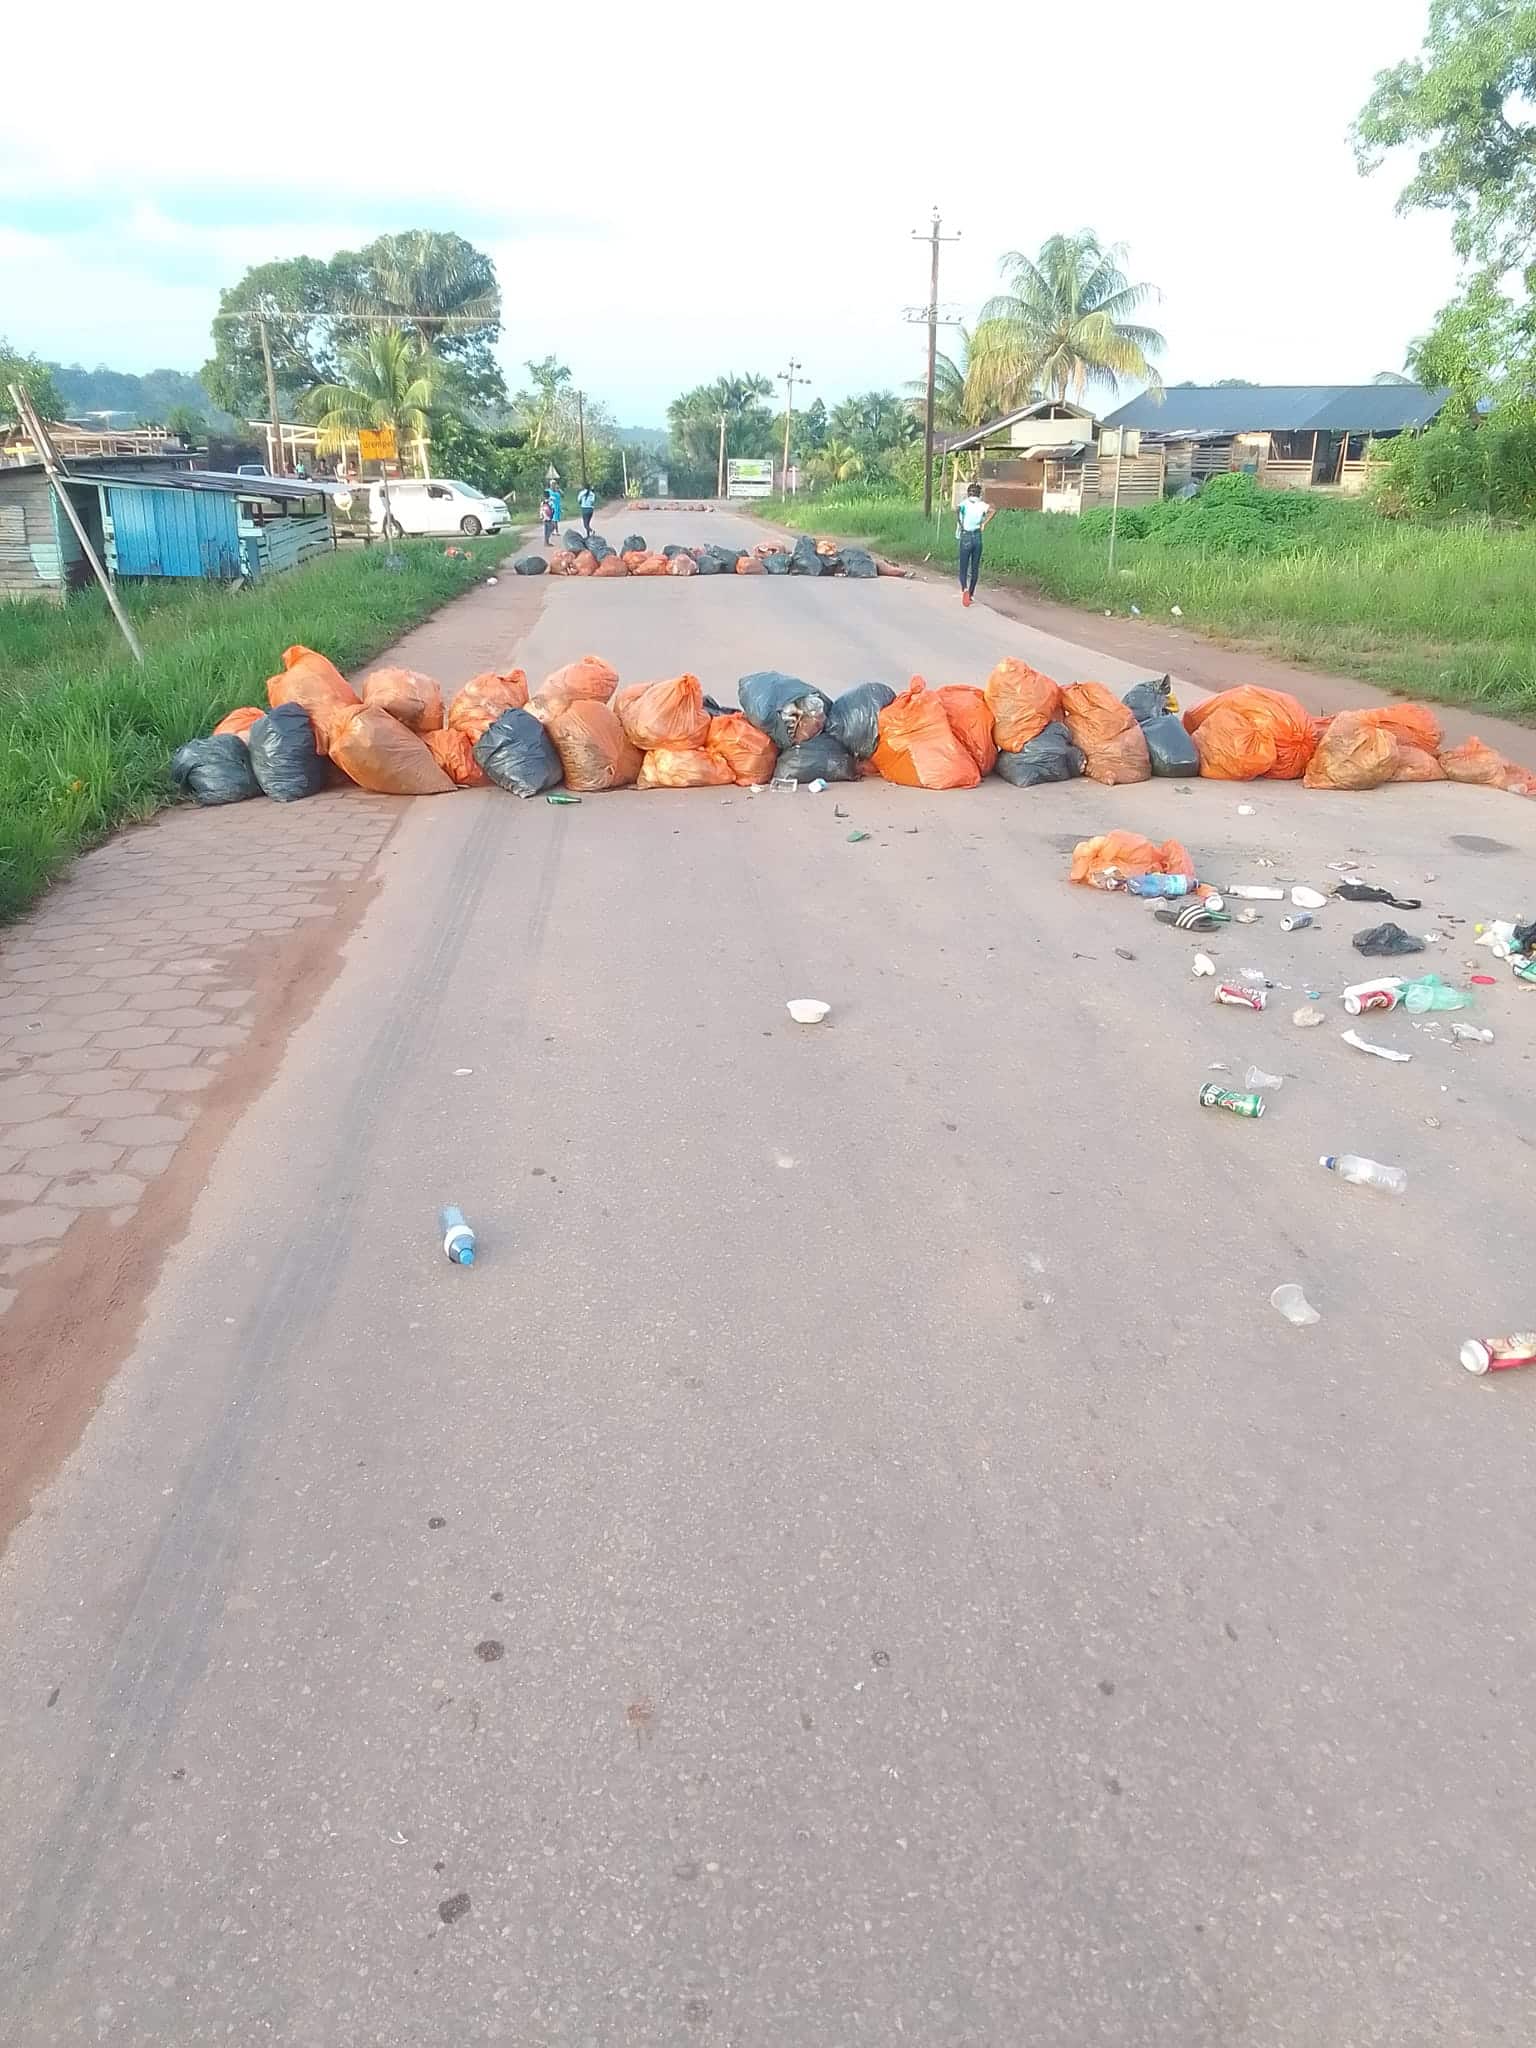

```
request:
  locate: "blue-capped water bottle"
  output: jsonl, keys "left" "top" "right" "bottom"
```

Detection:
{"left": 440, "top": 1205, "right": 476, "bottom": 1265}
{"left": 1126, "top": 872, "right": 1194, "bottom": 898}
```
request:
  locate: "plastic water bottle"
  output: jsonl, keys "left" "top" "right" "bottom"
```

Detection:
{"left": 1319, "top": 1154, "right": 1407, "bottom": 1195}
{"left": 1126, "top": 872, "right": 1194, "bottom": 898}
{"left": 440, "top": 1205, "right": 476, "bottom": 1265}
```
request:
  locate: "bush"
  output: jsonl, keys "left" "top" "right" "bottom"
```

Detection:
{"left": 1078, "top": 504, "right": 1151, "bottom": 541}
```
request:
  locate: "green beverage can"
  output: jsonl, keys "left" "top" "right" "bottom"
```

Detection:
{"left": 1198, "top": 1081, "right": 1265, "bottom": 1118}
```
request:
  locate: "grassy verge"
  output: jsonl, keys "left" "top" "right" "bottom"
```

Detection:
{"left": 763, "top": 489, "right": 1536, "bottom": 721}
{"left": 0, "top": 533, "right": 518, "bottom": 924}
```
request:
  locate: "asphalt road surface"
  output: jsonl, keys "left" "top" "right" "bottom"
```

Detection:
{"left": 5, "top": 504, "right": 1536, "bottom": 2046}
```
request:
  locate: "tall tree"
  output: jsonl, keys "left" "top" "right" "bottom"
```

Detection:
{"left": 1354, "top": 0, "right": 1536, "bottom": 269}
{"left": 807, "top": 438, "right": 865, "bottom": 485}
{"left": 0, "top": 338, "right": 66, "bottom": 422}
{"left": 1405, "top": 272, "right": 1535, "bottom": 407}
{"left": 201, "top": 255, "right": 353, "bottom": 418}
{"left": 829, "top": 389, "right": 915, "bottom": 453}
{"left": 349, "top": 231, "right": 504, "bottom": 410}
{"left": 906, "top": 330, "right": 1037, "bottom": 435}
{"left": 514, "top": 357, "right": 573, "bottom": 448}
{"left": 977, "top": 232, "right": 1164, "bottom": 401}
{"left": 304, "top": 328, "right": 436, "bottom": 476}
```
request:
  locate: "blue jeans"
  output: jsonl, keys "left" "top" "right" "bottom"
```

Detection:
{"left": 958, "top": 529, "right": 982, "bottom": 594}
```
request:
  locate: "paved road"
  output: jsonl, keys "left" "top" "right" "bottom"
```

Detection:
{"left": 4, "top": 505, "right": 1536, "bottom": 2045}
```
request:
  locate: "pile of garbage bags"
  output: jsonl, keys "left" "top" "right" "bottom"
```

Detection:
{"left": 513, "top": 532, "right": 888, "bottom": 581}
{"left": 170, "top": 643, "right": 1536, "bottom": 809}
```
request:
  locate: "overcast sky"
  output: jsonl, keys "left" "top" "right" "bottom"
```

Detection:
{"left": 4, "top": 1, "right": 1457, "bottom": 423}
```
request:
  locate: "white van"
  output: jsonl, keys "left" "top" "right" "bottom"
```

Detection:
{"left": 369, "top": 478, "right": 511, "bottom": 539}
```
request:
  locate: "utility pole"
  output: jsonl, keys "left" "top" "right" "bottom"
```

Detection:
{"left": 9, "top": 383, "right": 143, "bottom": 663}
{"left": 256, "top": 316, "right": 286, "bottom": 474}
{"left": 910, "top": 209, "right": 961, "bottom": 519}
{"left": 716, "top": 411, "right": 727, "bottom": 499}
{"left": 777, "top": 357, "right": 805, "bottom": 493}
{"left": 576, "top": 389, "right": 588, "bottom": 488}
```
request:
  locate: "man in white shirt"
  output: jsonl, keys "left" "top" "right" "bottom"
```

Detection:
{"left": 578, "top": 484, "right": 598, "bottom": 536}
{"left": 955, "top": 482, "right": 995, "bottom": 607}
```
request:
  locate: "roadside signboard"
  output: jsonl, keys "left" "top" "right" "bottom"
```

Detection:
{"left": 358, "top": 426, "right": 397, "bottom": 462}
{"left": 726, "top": 457, "right": 773, "bottom": 499}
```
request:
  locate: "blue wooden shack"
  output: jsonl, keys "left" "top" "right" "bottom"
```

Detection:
{"left": 71, "top": 469, "right": 335, "bottom": 583}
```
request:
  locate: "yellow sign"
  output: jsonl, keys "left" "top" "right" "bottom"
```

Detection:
{"left": 357, "top": 426, "right": 397, "bottom": 461}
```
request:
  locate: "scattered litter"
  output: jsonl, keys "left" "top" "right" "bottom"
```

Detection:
{"left": 1271, "top": 1284, "right": 1319, "bottom": 1326}
{"left": 834, "top": 804, "right": 849, "bottom": 818}
{"left": 1401, "top": 973, "right": 1473, "bottom": 1013}
{"left": 1170, "top": 605, "right": 1183, "bottom": 617}
{"left": 1207, "top": 1061, "right": 1229, "bottom": 1071}
{"left": 1173, "top": 784, "right": 1193, "bottom": 795}
{"left": 1461, "top": 1333, "right": 1536, "bottom": 1375}
{"left": 1199, "top": 1081, "right": 1265, "bottom": 1117}
{"left": 1290, "top": 886, "right": 1327, "bottom": 909}
{"left": 1353, "top": 922, "right": 1425, "bottom": 957}
{"left": 485, "top": 576, "right": 498, "bottom": 586}
{"left": 1214, "top": 983, "right": 1267, "bottom": 1011}
{"left": 1255, "top": 858, "right": 1276, "bottom": 869}
{"left": 1129, "top": 604, "right": 1142, "bottom": 616}
{"left": 1235, "top": 907, "right": 1261, "bottom": 925}
{"left": 1327, "top": 861, "right": 1361, "bottom": 873}
{"left": 1321, "top": 1152, "right": 1407, "bottom": 1193}
{"left": 807, "top": 778, "right": 828, "bottom": 794}
{"left": 1192, "top": 952, "right": 1217, "bottom": 977}
{"left": 1337, "top": 881, "right": 1422, "bottom": 909}
{"left": 440, "top": 1205, "right": 476, "bottom": 1266}
{"left": 846, "top": 829, "right": 871, "bottom": 843}
{"left": 1236, "top": 803, "right": 1256, "bottom": 816}
{"left": 453, "top": 1067, "right": 474, "bottom": 1076}
{"left": 787, "top": 999, "right": 831, "bottom": 1025}
{"left": 1239, "top": 967, "right": 1270, "bottom": 985}
{"left": 1229, "top": 885, "right": 1283, "bottom": 901}
{"left": 1343, "top": 977, "right": 1404, "bottom": 1013}
{"left": 1243, "top": 1066, "right": 1284, "bottom": 1090}
{"left": 1157, "top": 903, "right": 1226, "bottom": 932}
{"left": 546, "top": 793, "right": 582, "bottom": 805}
{"left": 1341, "top": 1029, "right": 1412, "bottom": 1063}
{"left": 1451, "top": 1023, "right": 1494, "bottom": 1044}
{"left": 1425, "top": 1114, "right": 1442, "bottom": 1128}
{"left": 1471, "top": 973, "right": 1497, "bottom": 985}
{"left": 771, "top": 776, "right": 798, "bottom": 794}
{"left": 1280, "top": 914, "right": 1314, "bottom": 932}
{"left": 1115, "top": 947, "right": 1136, "bottom": 961}
{"left": 1292, "top": 1006, "right": 1326, "bottom": 1028}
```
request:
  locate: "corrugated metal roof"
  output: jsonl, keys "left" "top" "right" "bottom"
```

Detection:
{"left": 939, "top": 399, "right": 1096, "bottom": 454}
{"left": 68, "top": 468, "right": 327, "bottom": 503}
{"left": 1102, "top": 385, "right": 1449, "bottom": 436}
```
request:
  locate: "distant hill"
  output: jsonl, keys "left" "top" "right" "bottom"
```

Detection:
{"left": 47, "top": 361, "right": 233, "bottom": 429}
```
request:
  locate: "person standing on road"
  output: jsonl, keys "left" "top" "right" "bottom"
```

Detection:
{"left": 540, "top": 491, "right": 555, "bottom": 546}
{"left": 578, "top": 483, "right": 597, "bottom": 536}
{"left": 549, "top": 483, "right": 563, "bottom": 535}
{"left": 955, "top": 481, "right": 995, "bottom": 608}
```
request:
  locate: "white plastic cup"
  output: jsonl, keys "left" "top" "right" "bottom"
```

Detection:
{"left": 1271, "top": 1284, "right": 1319, "bottom": 1327}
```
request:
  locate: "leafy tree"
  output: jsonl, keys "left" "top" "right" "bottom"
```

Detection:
{"left": 351, "top": 231, "right": 503, "bottom": 410}
{"left": 304, "top": 328, "right": 436, "bottom": 475}
{"left": 978, "top": 231, "right": 1164, "bottom": 401}
{"left": 164, "top": 403, "right": 207, "bottom": 443}
{"left": 830, "top": 389, "right": 915, "bottom": 454}
{"left": 201, "top": 255, "right": 353, "bottom": 418}
{"left": 906, "top": 329, "right": 1037, "bottom": 437}
{"left": 0, "top": 338, "right": 67, "bottom": 422}
{"left": 513, "top": 356, "right": 572, "bottom": 447}
{"left": 1354, "top": 0, "right": 1536, "bottom": 268}
{"left": 807, "top": 438, "right": 865, "bottom": 485}
{"left": 1406, "top": 271, "right": 1534, "bottom": 407}
{"left": 1372, "top": 369, "right": 1415, "bottom": 383}
{"left": 666, "top": 373, "right": 776, "bottom": 485}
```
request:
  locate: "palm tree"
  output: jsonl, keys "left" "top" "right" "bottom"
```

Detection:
{"left": 515, "top": 356, "right": 573, "bottom": 449}
{"left": 906, "top": 329, "right": 1037, "bottom": 437}
{"left": 978, "top": 232, "right": 1164, "bottom": 402}
{"left": 305, "top": 327, "right": 435, "bottom": 483}
{"left": 830, "top": 389, "right": 913, "bottom": 452}
{"left": 352, "top": 230, "right": 503, "bottom": 409}
{"left": 807, "top": 438, "right": 865, "bottom": 486}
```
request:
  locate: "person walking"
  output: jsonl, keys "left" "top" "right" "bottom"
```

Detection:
{"left": 955, "top": 481, "right": 995, "bottom": 607}
{"left": 548, "top": 483, "right": 563, "bottom": 535}
{"left": 578, "top": 482, "right": 597, "bottom": 536}
{"left": 540, "top": 491, "right": 555, "bottom": 546}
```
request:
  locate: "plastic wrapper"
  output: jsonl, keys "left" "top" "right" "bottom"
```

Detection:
{"left": 361, "top": 666, "right": 444, "bottom": 734}
{"left": 1141, "top": 711, "right": 1201, "bottom": 777}
{"left": 826, "top": 682, "right": 895, "bottom": 759}
{"left": 1069, "top": 832, "right": 1194, "bottom": 887}
{"left": 446, "top": 670, "right": 529, "bottom": 741}
{"left": 617, "top": 674, "right": 710, "bottom": 751}
{"left": 871, "top": 678, "right": 981, "bottom": 790}
{"left": 1303, "top": 712, "right": 1401, "bottom": 790}
{"left": 993, "top": 720, "right": 1084, "bottom": 786}
{"left": 935, "top": 686, "right": 998, "bottom": 777}
{"left": 545, "top": 701, "right": 642, "bottom": 791}
{"left": 330, "top": 706, "right": 456, "bottom": 794}
{"left": 423, "top": 727, "right": 487, "bottom": 787}
{"left": 212, "top": 706, "right": 264, "bottom": 742}
{"left": 739, "top": 671, "right": 833, "bottom": 748}
{"left": 776, "top": 735, "right": 857, "bottom": 783}
{"left": 170, "top": 734, "right": 261, "bottom": 806}
{"left": 247, "top": 702, "right": 329, "bottom": 802}
{"left": 1062, "top": 682, "right": 1150, "bottom": 785}
{"left": 707, "top": 713, "right": 777, "bottom": 786}
{"left": 985, "top": 658, "right": 1060, "bottom": 752}
{"left": 637, "top": 746, "right": 733, "bottom": 789}
{"left": 473, "top": 708, "right": 565, "bottom": 797}
{"left": 265, "top": 644, "right": 359, "bottom": 750}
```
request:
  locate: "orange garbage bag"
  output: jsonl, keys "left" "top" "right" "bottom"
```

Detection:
{"left": 666, "top": 551, "right": 699, "bottom": 576}
{"left": 446, "top": 670, "right": 528, "bottom": 741}
{"left": 735, "top": 554, "right": 766, "bottom": 575}
{"left": 329, "top": 707, "right": 457, "bottom": 795}
{"left": 545, "top": 701, "right": 642, "bottom": 792}
{"left": 573, "top": 549, "right": 599, "bottom": 577}
{"left": 985, "top": 657, "right": 1060, "bottom": 752}
{"left": 266, "top": 644, "right": 359, "bottom": 749}
{"left": 545, "top": 551, "right": 572, "bottom": 575}
{"left": 637, "top": 746, "right": 732, "bottom": 789}
{"left": 361, "top": 666, "right": 444, "bottom": 734}
{"left": 424, "top": 727, "right": 488, "bottom": 787}
{"left": 617, "top": 674, "right": 710, "bottom": 751}
{"left": 1303, "top": 711, "right": 1401, "bottom": 789}
{"left": 1070, "top": 832, "right": 1195, "bottom": 887}
{"left": 537, "top": 654, "right": 619, "bottom": 718}
{"left": 629, "top": 552, "right": 669, "bottom": 576}
{"left": 594, "top": 554, "right": 629, "bottom": 577}
{"left": 871, "top": 678, "right": 981, "bottom": 790}
{"left": 1061, "top": 681, "right": 1150, "bottom": 786}
{"left": 213, "top": 706, "right": 264, "bottom": 742}
{"left": 1391, "top": 744, "right": 1447, "bottom": 784}
{"left": 936, "top": 685, "right": 998, "bottom": 776}
{"left": 1193, "top": 704, "right": 1278, "bottom": 781}
{"left": 1357, "top": 702, "right": 1443, "bottom": 754}
{"left": 1438, "top": 734, "right": 1510, "bottom": 786}
{"left": 707, "top": 712, "right": 777, "bottom": 786}
{"left": 1183, "top": 685, "right": 1316, "bottom": 779}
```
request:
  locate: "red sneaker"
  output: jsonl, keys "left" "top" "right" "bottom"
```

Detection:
{"left": 961, "top": 590, "right": 972, "bottom": 607}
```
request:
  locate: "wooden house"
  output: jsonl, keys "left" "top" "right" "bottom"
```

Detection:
{"left": 938, "top": 401, "right": 1097, "bottom": 510}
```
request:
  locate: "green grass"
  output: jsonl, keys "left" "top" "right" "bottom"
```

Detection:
{"left": 0, "top": 533, "right": 519, "bottom": 924}
{"left": 767, "top": 489, "right": 1536, "bottom": 721}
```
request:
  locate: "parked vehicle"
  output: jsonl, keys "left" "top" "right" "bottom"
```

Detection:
{"left": 367, "top": 479, "right": 510, "bottom": 539}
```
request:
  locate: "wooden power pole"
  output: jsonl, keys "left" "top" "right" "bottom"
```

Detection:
{"left": 910, "top": 209, "right": 961, "bottom": 519}
{"left": 257, "top": 317, "right": 286, "bottom": 474}
{"left": 576, "top": 389, "right": 588, "bottom": 488}
{"left": 777, "top": 357, "right": 805, "bottom": 492}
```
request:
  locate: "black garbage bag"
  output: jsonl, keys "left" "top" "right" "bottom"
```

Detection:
{"left": 789, "top": 534, "right": 823, "bottom": 576}
{"left": 761, "top": 550, "right": 792, "bottom": 576}
{"left": 561, "top": 530, "right": 588, "bottom": 554}
{"left": 587, "top": 533, "right": 613, "bottom": 562}
{"left": 712, "top": 547, "right": 744, "bottom": 571}
{"left": 1121, "top": 675, "right": 1172, "bottom": 724}
{"left": 993, "top": 720, "right": 1085, "bottom": 787}
{"left": 739, "top": 671, "right": 833, "bottom": 747}
{"left": 473, "top": 708, "right": 564, "bottom": 798}
{"left": 826, "top": 681, "right": 895, "bottom": 759}
{"left": 840, "top": 547, "right": 878, "bottom": 580}
{"left": 622, "top": 533, "right": 646, "bottom": 554}
{"left": 776, "top": 735, "right": 856, "bottom": 783}
{"left": 247, "top": 703, "right": 328, "bottom": 803}
{"left": 702, "top": 696, "right": 740, "bottom": 717}
{"left": 1337, "top": 880, "right": 1423, "bottom": 910}
{"left": 662, "top": 543, "right": 689, "bottom": 559}
{"left": 512, "top": 553, "right": 547, "bottom": 575}
{"left": 1512, "top": 917, "right": 1536, "bottom": 958}
{"left": 170, "top": 733, "right": 261, "bottom": 807}
{"left": 693, "top": 549, "right": 723, "bottom": 575}
{"left": 1141, "top": 712, "right": 1200, "bottom": 777}
{"left": 1353, "top": 922, "right": 1426, "bottom": 957}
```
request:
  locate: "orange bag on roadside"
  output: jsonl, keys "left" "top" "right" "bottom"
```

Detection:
{"left": 936, "top": 685, "right": 998, "bottom": 776}
{"left": 593, "top": 554, "right": 629, "bottom": 576}
{"left": 872, "top": 678, "right": 981, "bottom": 790}
{"left": 330, "top": 707, "right": 456, "bottom": 794}
{"left": 545, "top": 701, "right": 642, "bottom": 791}
{"left": 1391, "top": 745, "right": 1446, "bottom": 784}
{"left": 545, "top": 551, "right": 573, "bottom": 575}
{"left": 1438, "top": 734, "right": 1510, "bottom": 786}
{"left": 446, "top": 670, "right": 528, "bottom": 741}
{"left": 266, "top": 645, "right": 359, "bottom": 750}
{"left": 361, "top": 666, "right": 444, "bottom": 734}
{"left": 629, "top": 552, "right": 669, "bottom": 576}
{"left": 1358, "top": 702, "right": 1443, "bottom": 754}
{"left": 537, "top": 655, "right": 619, "bottom": 717}
{"left": 1183, "top": 685, "right": 1316, "bottom": 779}
{"left": 1070, "top": 832, "right": 1195, "bottom": 887}
{"left": 735, "top": 554, "right": 766, "bottom": 574}
{"left": 666, "top": 551, "right": 699, "bottom": 576}
{"left": 573, "top": 549, "right": 599, "bottom": 577}
{"left": 707, "top": 713, "right": 777, "bottom": 785}
{"left": 617, "top": 674, "right": 710, "bottom": 751}
{"left": 1193, "top": 704, "right": 1278, "bottom": 781}
{"left": 213, "top": 706, "right": 264, "bottom": 742}
{"left": 985, "top": 658, "right": 1061, "bottom": 752}
{"left": 637, "top": 746, "right": 732, "bottom": 789}
{"left": 1061, "top": 681, "right": 1150, "bottom": 786}
{"left": 424, "top": 727, "right": 488, "bottom": 787}
{"left": 1303, "top": 711, "right": 1401, "bottom": 789}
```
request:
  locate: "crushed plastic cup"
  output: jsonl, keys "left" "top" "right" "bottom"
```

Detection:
{"left": 1271, "top": 1284, "right": 1320, "bottom": 1327}
{"left": 1243, "top": 1065, "right": 1284, "bottom": 1090}
{"left": 786, "top": 999, "right": 831, "bottom": 1025}
{"left": 1290, "top": 886, "right": 1327, "bottom": 910}
{"left": 1191, "top": 952, "right": 1217, "bottom": 977}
